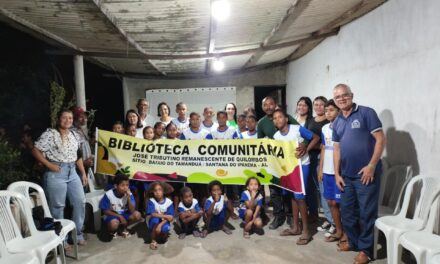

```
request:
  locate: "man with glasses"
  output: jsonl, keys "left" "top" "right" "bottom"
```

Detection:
{"left": 332, "top": 84, "right": 385, "bottom": 264}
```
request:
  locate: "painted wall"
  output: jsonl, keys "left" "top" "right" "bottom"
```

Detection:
{"left": 286, "top": 0, "right": 440, "bottom": 174}
{"left": 124, "top": 65, "right": 286, "bottom": 115}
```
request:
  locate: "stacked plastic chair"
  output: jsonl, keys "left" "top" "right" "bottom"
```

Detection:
{"left": 8, "top": 181, "right": 79, "bottom": 260}
{"left": 0, "top": 190, "right": 64, "bottom": 264}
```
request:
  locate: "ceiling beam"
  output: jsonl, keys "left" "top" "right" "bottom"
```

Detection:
{"left": 91, "top": 0, "right": 166, "bottom": 76}
{"left": 286, "top": 0, "right": 387, "bottom": 61}
{"left": 102, "top": 59, "right": 287, "bottom": 80}
{"left": 205, "top": 0, "right": 217, "bottom": 75}
{"left": 242, "top": 0, "right": 312, "bottom": 69}
{"left": 46, "top": 30, "right": 337, "bottom": 60}
{"left": 0, "top": 7, "right": 79, "bottom": 50}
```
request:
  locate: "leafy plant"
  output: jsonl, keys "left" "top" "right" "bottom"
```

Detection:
{"left": 50, "top": 81, "right": 65, "bottom": 128}
{"left": 0, "top": 140, "right": 31, "bottom": 190}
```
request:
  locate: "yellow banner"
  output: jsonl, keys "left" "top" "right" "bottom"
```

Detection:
{"left": 96, "top": 129, "right": 304, "bottom": 193}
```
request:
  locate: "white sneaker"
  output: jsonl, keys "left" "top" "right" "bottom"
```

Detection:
{"left": 317, "top": 221, "right": 331, "bottom": 232}
{"left": 324, "top": 225, "right": 336, "bottom": 237}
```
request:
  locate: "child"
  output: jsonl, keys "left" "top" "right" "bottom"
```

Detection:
{"left": 239, "top": 177, "right": 263, "bottom": 238}
{"left": 241, "top": 115, "right": 258, "bottom": 139}
{"left": 153, "top": 122, "right": 165, "bottom": 140}
{"left": 178, "top": 187, "right": 203, "bottom": 239}
{"left": 171, "top": 102, "right": 189, "bottom": 133}
{"left": 203, "top": 180, "right": 232, "bottom": 237}
{"left": 273, "top": 109, "right": 319, "bottom": 245}
{"left": 180, "top": 112, "right": 213, "bottom": 140}
{"left": 99, "top": 173, "right": 141, "bottom": 238}
{"left": 143, "top": 126, "right": 154, "bottom": 140}
{"left": 146, "top": 181, "right": 174, "bottom": 250}
{"left": 125, "top": 124, "right": 137, "bottom": 137}
{"left": 318, "top": 100, "right": 344, "bottom": 243}
{"left": 211, "top": 110, "right": 241, "bottom": 218}
{"left": 112, "top": 121, "right": 124, "bottom": 134}
{"left": 210, "top": 111, "right": 241, "bottom": 139}
{"left": 165, "top": 122, "right": 183, "bottom": 212}
{"left": 237, "top": 114, "right": 247, "bottom": 134}
{"left": 200, "top": 106, "right": 218, "bottom": 133}
{"left": 165, "top": 122, "right": 179, "bottom": 140}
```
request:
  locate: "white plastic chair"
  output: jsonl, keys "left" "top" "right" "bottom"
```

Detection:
{"left": 398, "top": 193, "right": 440, "bottom": 264}
{"left": 7, "top": 181, "right": 79, "bottom": 260}
{"left": 86, "top": 169, "right": 105, "bottom": 231}
{"left": 429, "top": 254, "right": 440, "bottom": 264}
{"left": 374, "top": 174, "right": 440, "bottom": 263}
{"left": 0, "top": 229, "right": 39, "bottom": 264}
{"left": 378, "top": 165, "right": 413, "bottom": 217}
{"left": 0, "top": 190, "right": 64, "bottom": 264}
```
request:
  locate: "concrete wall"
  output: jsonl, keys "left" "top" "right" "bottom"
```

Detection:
{"left": 286, "top": 0, "right": 440, "bottom": 174}
{"left": 125, "top": 65, "right": 286, "bottom": 114}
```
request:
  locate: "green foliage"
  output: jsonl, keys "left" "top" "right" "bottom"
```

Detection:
{"left": 50, "top": 81, "right": 66, "bottom": 128}
{"left": 0, "top": 140, "right": 31, "bottom": 190}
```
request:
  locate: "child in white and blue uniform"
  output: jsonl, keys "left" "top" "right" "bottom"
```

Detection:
{"left": 99, "top": 173, "right": 141, "bottom": 238}
{"left": 319, "top": 99, "right": 343, "bottom": 242}
{"left": 202, "top": 180, "right": 232, "bottom": 237}
{"left": 146, "top": 181, "right": 174, "bottom": 250}
{"left": 177, "top": 187, "right": 203, "bottom": 239}
{"left": 179, "top": 112, "right": 213, "bottom": 140}
{"left": 273, "top": 109, "right": 319, "bottom": 245}
{"left": 239, "top": 177, "right": 264, "bottom": 238}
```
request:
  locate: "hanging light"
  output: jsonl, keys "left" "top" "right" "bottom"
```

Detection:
{"left": 212, "top": 58, "right": 225, "bottom": 72}
{"left": 211, "top": 0, "right": 230, "bottom": 21}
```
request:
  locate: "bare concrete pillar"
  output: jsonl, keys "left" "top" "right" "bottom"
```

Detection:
{"left": 74, "top": 55, "right": 86, "bottom": 110}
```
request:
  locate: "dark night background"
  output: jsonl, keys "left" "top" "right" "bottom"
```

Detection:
{"left": 0, "top": 21, "right": 124, "bottom": 143}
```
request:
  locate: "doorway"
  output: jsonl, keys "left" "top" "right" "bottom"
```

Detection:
{"left": 254, "top": 85, "right": 286, "bottom": 119}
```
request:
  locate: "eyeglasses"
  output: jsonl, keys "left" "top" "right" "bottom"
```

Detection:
{"left": 334, "top": 93, "right": 352, "bottom": 100}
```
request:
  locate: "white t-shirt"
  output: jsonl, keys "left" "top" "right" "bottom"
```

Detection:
{"left": 241, "top": 130, "right": 258, "bottom": 139}
{"left": 200, "top": 121, "right": 218, "bottom": 133}
{"left": 273, "top": 124, "right": 314, "bottom": 165}
{"left": 321, "top": 123, "right": 335, "bottom": 175}
{"left": 180, "top": 127, "right": 213, "bottom": 140}
{"left": 140, "top": 114, "right": 156, "bottom": 128}
{"left": 211, "top": 126, "right": 241, "bottom": 139}
{"left": 135, "top": 128, "right": 144, "bottom": 139}
{"left": 171, "top": 117, "right": 190, "bottom": 132}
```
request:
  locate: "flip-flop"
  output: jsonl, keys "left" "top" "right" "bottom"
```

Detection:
{"left": 296, "top": 236, "right": 313, "bottom": 245}
{"left": 243, "top": 232, "right": 250, "bottom": 239}
{"left": 337, "top": 239, "right": 351, "bottom": 251}
{"left": 325, "top": 235, "right": 341, "bottom": 242}
{"left": 280, "top": 228, "right": 301, "bottom": 236}
{"left": 150, "top": 241, "right": 158, "bottom": 250}
{"left": 121, "top": 231, "right": 131, "bottom": 238}
{"left": 200, "top": 229, "right": 208, "bottom": 238}
{"left": 222, "top": 226, "right": 233, "bottom": 235}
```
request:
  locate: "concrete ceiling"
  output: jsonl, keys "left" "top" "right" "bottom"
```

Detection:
{"left": 0, "top": 0, "right": 386, "bottom": 77}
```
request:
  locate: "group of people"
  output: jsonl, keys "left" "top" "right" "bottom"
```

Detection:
{"left": 31, "top": 83, "right": 384, "bottom": 264}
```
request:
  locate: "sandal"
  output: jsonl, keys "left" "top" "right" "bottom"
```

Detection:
{"left": 337, "top": 239, "right": 351, "bottom": 251}
{"left": 222, "top": 226, "right": 232, "bottom": 235}
{"left": 243, "top": 231, "right": 250, "bottom": 239}
{"left": 200, "top": 229, "right": 208, "bottom": 238}
{"left": 121, "top": 231, "right": 131, "bottom": 239}
{"left": 325, "top": 235, "right": 341, "bottom": 242}
{"left": 150, "top": 240, "right": 158, "bottom": 250}
{"left": 296, "top": 236, "right": 313, "bottom": 245}
{"left": 280, "top": 228, "right": 301, "bottom": 236}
